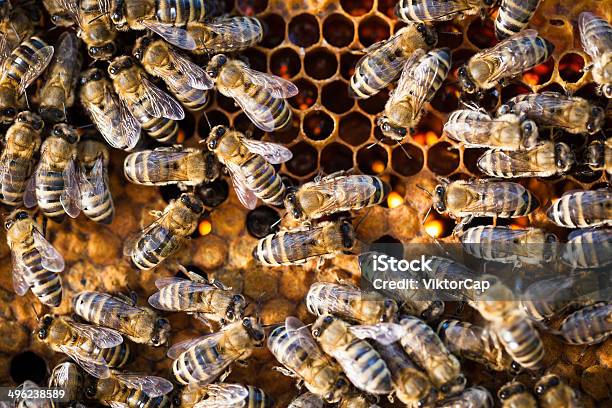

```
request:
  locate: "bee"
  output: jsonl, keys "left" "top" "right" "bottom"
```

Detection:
{"left": 288, "top": 393, "right": 325, "bottom": 408}
{"left": 0, "top": 111, "right": 43, "bottom": 206}
{"left": 547, "top": 189, "right": 611, "bottom": 228}
{"left": 43, "top": 0, "right": 74, "bottom": 26}
{"left": 14, "top": 380, "right": 53, "bottom": 408}
{"left": 78, "top": 137, "right": 115, "bottom": 224}
{"left": 470, "top": 276, "right": 545, "bottom": 369}
{"left": 438, "top": 319, "right": 518, "bottom": 372}
{"left": 477, "top": 142, "right": 575, "bottom": 178}
{"left": 123, "top": 146, "right": 220, "bottom": 188}
{"left": 562, "top": 228, "right": 612, "bottom": 269}
{"left": 0, "top": 3, "right": 37, "bottom": 54}
{"left": 185, "top": 16, "right": 264, "bottom": 54}
{"left": 378, "top": 48, "right": 451, "bottom": 140}
{"left": 306, "top": 282, "right": 398, "bottom": 324}
{"left": 338, "top": 394, "right": 381, "bottom": 408}
{"left": 495, "top": 0, "right": 541, "bottom": 40}
{"left": 435, "top": 387, "right": 494, "bottom": 408}
{"left": 207, "top": 125, "right": 291, "bottom": 209}
{"left": 205, "top": 54, "right": 298, "bottom": 132}
{"left": 534, "top": 374, "right": 582, "bottom": 408}
{"left": 148, "top": 270, "right": 246, "bottom": 325}
{"left": 0, "top": 36, "right": 54, "bottom": 124}
{"left": 253, "top": 219, "right": 355, "bottom": 266}
{"left": 36, "top": 314, "right": 129, "bottom": 379}
{"left": 133, "top": 36, "right": 211, "bottom": 112}
{"left": 73, "top": 291, "right": 171, "bottom": 346}
{"left": 521, "top": 275, "right": 578, "bottom": 322}
{"left": 579, "top": 12, "right": 612, "bottom": 98}
{"left": 284, "top": 174, "right": 389, "bottom": 223}
{"left": 373, "top": 342, "right": 437, "bottom": 407}
{"left": 48, "top": 362, "right": 85, "bottom": 408}
{"left": 124, "top": 193, "right": 204, "bottom": 271}
{"left": 168, "top": 316, "right": 265, "bottom": 385}
{"left": 425, "top": 256, "right": 478, "bottom": 302}
{"left": 311, "top": 315, "right": 395, "bottom": 395}
{"left": 559, "top": 301, "right": 612, "bottom": 345}
{"left": 458, "top": 30, "right": 554, "bottom": 94}
{"left": 178, "top": 383, "right": 273, "bottom": 408}
{"left": 108, "top": 56, "right": 184, "bottom": 144}
{"left": 267, "top": 317, "right": 350, "bottom": 403}
{"left": 498, "top": 92, "right": 604, "bottom": 135}
{"left": 428, "top": 179, "right": 539, "bottom": 233}
{"left": 349, "top": 23, "right": 438, "bottom": 99}
{"left": 79, "top": 68, "right": 141, "bottom": 150}
{"left": 24, "top": 123, "right": 81, "bottom": 222}
{"left": 585, "top": 139, "right": 611, "bottom": 175}
{"left": 84, "top": 371, "right": 174, "bottom": 408}
{"left": 38, "top": 32, "right": 82, "bottom": 123}
{"left": 443, "top": 108, "right": 539, "bottom": 151}
{"left": 497, "top": 381, "right": 537, "bottom": 408}
{"left": 461, "top": 226, "right": 558, "bottom": 266}
{"left": 5, "top": 209, "right": 64, "bottom": 307}
{"left": 395, "top": 0, "right": 495, "bottom": 23}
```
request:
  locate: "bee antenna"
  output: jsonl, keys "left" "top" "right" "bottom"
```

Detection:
{"left": 439, "top": 31, "right": 463, "bottom": 36}
{"left": 396, "top": 141, "right": 412, "bottom": 159}
{"left": 422, "top": 205, "right": 433, "bottom": 226}
{"left": 30, "top": 303, "right": 41, "bottom": 321}
{"left": 366, "top": 138, "right": 383, "bottom": 150}
{"left": 202, "top": 111, "right": 212, "bottom": 135}
{"left": 416, "top": 184, "right": 433, "bottom": 198}
{"left": 77, "top": 123, "right": 95, "bottom": 129}
{"left": 88, "top": 13, "right": 106, "bottom": 23}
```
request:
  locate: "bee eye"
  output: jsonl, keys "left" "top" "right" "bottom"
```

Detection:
{"left": 226, "top": 311, "right": 234, "bottom": 320}
{"left": 90, "top": 47, "right": 99, "bottom": 55}
{"left": 112, "top": 12, "right": 120, "bottom": 20}
{"left": 335, "top": 379, "right": 346, "bottom": 388}
{"left": 500, "top": 390, "right": 509, "bottom": 400}
{"left": 417, "top": 24, "right": 426, "bottom": 32}
{"left": 16, "top": 211, "right": 28, "bottom": 220}
{"left": 232, "top": 294, "right": 244, "bottom": 302}
{"left": 312, "top": 329, "right": 320, "bottom": 337}
{"left": 435, "top": 186, "right": 444, "bottom": 194}
{"left": 4, "top": 221, "right": 12, "bottom": 230}
{"left": 53, "top": 127, "right": 61, "bottom": 135}
{"left": 323, "top": 316, "right": 333, "bottom": 324}
{"left": 208, "top": 141, "right": 216, "bottom": 150}
{"left": 85, "top": 386, "right": 96, "bottom": 398}
{"left": 124, "top": 59, "right": 133, "bottom": 67}
{"left": 218, "top": 55, "right": 227, "bottom": 65}
{"left": 549, "top": 377, "right": 560, "bottom": 386}
{"left": 586, "top": 123, "right": 594, "bottom": 133}
{"left": 43, "top": 316, "right": 53, "bottom": 325}
{"left": 242, "top": 318, "right": 251, "bottom": 327}
{"left": 37, "top": 329, "right": 47, "bottom": 340}
{"left": 535, "top": 386, "right": 544, "bottom": 396}
{"left": 109, "top": 67, "right": 117, "bottom": 75}
{"left": 3, "top": 108, "right": 16, "bottom": 117}
{"left": 105, "top": 43, "right": 116, "bottom": 53}
{"left": 440, "top": 384, "right": 450, "bottom": 394}
{"left": 93, "top": 71, "right": 101, "bottom": 80}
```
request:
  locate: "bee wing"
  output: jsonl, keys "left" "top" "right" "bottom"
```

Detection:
{"left": 578, "top": 12, "right": 612, "bottom": 60}
{"left": 88, "top": 92, "right": 141, "bottom": 150}
{"left": 477, "top": 149, "right": 536, "bottom": 174}
{"left": 229, "top": 92, "right": 276, "bottom": 132}
{"left": 23, "top": 175, "right": 37, "bottom": 208}
{"left": 356, "top": 32, "right": 412, "bottom": 80}
{"left": 387, "top": 49, "right": 426, "bottom": 107}
{"left": 307, "top": 177, "right": 377, "bottom": 215}
{"left": 130, "top": 147, "right": 199, "bottom": 184}
{"left": 242, "top": 67, "right": 298, "bottom": 98}
{"left": 140, "top": 20, "right": 196, "bottom": 50}
{"left": 58, "top": 344, "right": 111, "bottom": 379}
{"left": 141, "top": 77, "right": 185, "bottom": 120}
{"left": 154, "top": 276, "right": 188, "bottom": 289}
{"left": 167, "top": 331, "right": 223, "bottom": 359}
{"left": 404, "top": 50, "right": 444, "bottom": 114}
{"left": 0, "top": 33, "right": 11, "bottom": 64}
{"left": 58, "top": 0, "right": 83, "bottom": 28}
{"left": 398, "top": 0, "right": 474, "bottom": 22}
{"left": 225, "top": 161, "right": 258, "bottom": 210}
{"left": 167, "top": 48, "right": 213, "bottom": 90}
{"left": 32, "top": 228, "right": 65, "bottom": 272}
{"left": 68, "top": 321, "right": 124, "bottom": 348}
{"left": 282, "top": 317, "right": 326, "bottom": 358}
{"left": 462, "top": 181, "right": 531, "bottom": 213}
{"left": 80, "top": 155, "right": 107, "bottom": 201}
{"left": 50, "top": 362, "right": 72, "bottom": 385}
{"left": 60, "top": 158, "right": 82, "bottom": 218}
{"left": 10, "top": 250, "right": 30, "bottom": 296}
{"left": 112, "top": 373, "right": 174, "bottom": 397}
{"left": 18, "top": 45, "right": 54, "bottom": 95}
{"left": 241, "top": 139, "right": 293, "bottom": 164}
{"left": 479, "top": 30, "right": 543, "bottom": 83}
{"left": 193, "top": 384, "right": 249, "bottom": 408}
{"left": 55, "top": 32, "right": 79, "bottom": 65}
{"left": 108, "top": 403, "right": 129, "bottom": 408}
{"left": 201, "top": 18, "right": 263, "bottom": 53}
{"left": 348, "top": 323, "right": 406, "bottom": 345}
{"left": 149, "top": 280, "right": 214, "bottom": 311}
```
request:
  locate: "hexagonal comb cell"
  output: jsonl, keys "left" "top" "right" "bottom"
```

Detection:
{"left": 339, "top": 112, "right": 371, "bottom": 146}
{"left": 322, "top": 80, "right": 354, "bottom": 114}
{"left": 289, "top": 79, "right": 318, "bottom": 110}
{"left": 260, "top": 14, "right": 286, "bottom": 48}
{"left": 358, "top": 16, "right": 390, "bottom": 47}
{"left": 321, "top": 143, "right": 354, "bottom": 173}
{"left": 304, "top": 110, "right": 335, "bottom": 141}
{"left": 341, "top": 0, "right": 374, "bottom": 16}
{"left": 392, "top": 144, "right": 424, "bottom": 176}
{"left": 270, "top": 48, "right": 301, "bottom": 79}
{"left": 323, "top": 13, "right": 355, "bottom": 48}
{"left": 287, "top": 141, "right": 318, "bottom": 177}
{"left": 289, "top": 14, "right": 320, "bottom": 47}
{"left": 427, "top": 142, "right": 460, "bottom": 175}
{"left": 357, "top": 144, "right": 388, "bottom": 175}
{"left": 237, "top": 0, "right": 268, "bottom": 15}
{"left": 305, "top": 48, "right": 338, "bottom": 79}
{"left": 558, "top": 53, "right": 585, "bottom": 83}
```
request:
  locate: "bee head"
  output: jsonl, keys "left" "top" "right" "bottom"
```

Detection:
{"left": 416, "top": 23, "right": 438, "bottom": 47}
{"left": 283, "top": 188, "right": 304, "bottom": 221}
{"left": 80, "top": 68, "right": 104, "bottom": 86}
{"left": 88, "top": 43, "right": 116, "bottom": 60}
{"left": 376, "top": 116, "right": 409, "bottom": 141}
{"left": 50, "top": 13, "right": 73, "bottom": 27}
{"left": 107, "top": 56, "right": 134, "bottom": 77}
{"left": 498, "top": 382, "right": 527, "bottom": 401}
{"left": 483, "top": 0, "right": 495, "bottom": 5}
{"left": 226, "top": 294, "right": 246, "bottom": 322}
{"left": 16, "top": 111, "right": 44, "bottom": 131}
{"left": 150, "top": 317, "right": 171, "bottom": 347}
{"left": 421, "top": 300, "right": 444, "bottom": 320}
{"left": 554, "top": 143, "right": 574, "bottom": 172}
{"left": 206, "top": 54, "right": 228, "bottom": 78}
{"left": 440, "top": 375, "right": 466, "bottom": 395}
{"left": 4, "top": 209, "right": 29, "bottom": 230}
{"left": 432, "top": 184, "right": 447, "bottom": 213}
{"left": 311, "top": 314, "right": 335, "bottom": 339}
{"left": 179, "top": 193, "right": 204, "bottom": 215}
{"left": 339, "top": 219, "right": 355, "bottom": 250}
{"left": 0, "top": 106, "right": 17, "bottom": 122}
{"left": 586, "top": 141, "right": 605, "bottom": 168}
{"left": 37, "top": 314, "right": 54, "bottom": 341}
{"left": 109, "top": 0, "right": 126, "bottom": 27}
{"left": 586, "top": 105, "right": 604, "bottom": 134}
{"left": 324, "top": 376, "right": 350, "bottom": 403}
{"left": 519, "top": 119, "right": 538, "bottom": 149}
{"left": 207, "top": 125, "right": 228, "bottom": 151}
{"left": 457, "top": 66, "right": 477, "bottom": 94}
{"left": 535, "top": 374, "right": 561, "bottom": 396}
{"left": 242, "top": 317, "right": 265, "bottom": 344}
{"left": 601, "top": 84, "right": 612, "bottom": 99}
{"left": 133, "top": 36, "right": 153, "bottom": 61}
{"left": 85, "top": 384, "right": 97, "bottom": 399}
{"left": 52, "top": 123, "right": 80, "bottom": 145}
{"left": 382, "top": 298, "right": 398, "bottom": 321}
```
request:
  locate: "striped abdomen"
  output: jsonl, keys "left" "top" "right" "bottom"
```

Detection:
{"left": 154, "top": 0, "right": 220, "bottom": 25}
{"left": 3, "top": 36, "right": 48, "bottom": 84}
{"left": 254, "top": 229, "right": 320, "bottom": 266}
{"left": 100, "top": 342, "right": 131, "bottom": 368}
{"left": 504, "top": 33, "right": 552, "bottom": 69}
{"left": 444, "top": 110, "right": 492, "bottom": 146}
{"left": 337, "top": 339, "right": 393, "bottom": 394}
{"left": 240, "top": 83, "right": 292, "bottom": 131}
{"left": 74, "top": 292, "right": 135, "bottom": 330}
{"left": 130, "top": 99, "right": 178, "bottom": 143}
{"left": 81, "top": 172, "right": 114, "bottom": 224}
{"left": 547, "top": 190, "right": 612, "bottom": 228}
{"left": 0, "top": 157, "right": 34, "bottom": 206}
{"left": 395, "top": 0, "right": 458, "bottom": 22}
{"left": 560, "top": 302, "right": 612, "bottom": 345}
{"left": 421, "top": 48, "right": 451, "bottom": 101}
{"left": 495, "top": 0, "right": 540, "bottom": 40}
{"left": 495, "top": 315, "right": 543, "bottom": 369}
{"left": 173, "top": 341, "right": 229, "bottom": 385}
{"left": 35, "top": 167, "right": 66, "bottom": 221}
{"left": 113, "top": 387, "right": 172, "bottom": 408}
{"left": 155, "top": 280, "right": 202, "bottom": 311}
{"left": 22, "top": 245, "right": 62, "bottom": 306}
{"left": 244, "top": 386, "right": 273, "bottom": 408}
{"left": 241, "top": 153, "right": 285, "bottom": 206}
{"left": 131, "top": 225, "right": 180, "bottom": 270}
{"left": 562, "top": 229, "right": 612, "bottom": 269}
{"left": 168, "top": 81, "right": 209, "bottom": 111}
{"left": 268, "top": 325, "right": 319, "bottom": 382}
{"left": 350, "top": 47, "right": 408, "bottom": 98}
{"left": 473, "top": 182, "right": 538, "bottom": 218}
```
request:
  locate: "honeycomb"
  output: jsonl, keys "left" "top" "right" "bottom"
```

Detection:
{"left": 0, "top": 0, "right": 610, "bottom": 407}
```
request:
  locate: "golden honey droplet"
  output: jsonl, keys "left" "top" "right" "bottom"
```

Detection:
{"left": 199, "top": 220, "right": 212, "bottom": 236}
{"left": 371, "top": 160, "right": 385, "bottom": 174}
{"left": 425, "top": 131, "right": 439, "bottom": 146}
{"left": 387, "top": 191, "right": 404, "bottom": 209}
{"left": 424, "top": 220, "right": 444, "bottom": 238}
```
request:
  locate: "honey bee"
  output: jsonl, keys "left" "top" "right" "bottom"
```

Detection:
{"left": 85, "top": 371, "right": 174, "bottom": 408}
{"left": 124, "top": 193, "right": 204, "bottom": 271}
{"left": 534, "top": 374, "right": 582, "bottom": 408}
{"left": 349, "top": 23, "right": 438, "bottom": 99}
{"left": 0, "top": 111, "right": 43, "bottom": 206}
{"left": 443, "top": 108, "right": 539, "bottom": 150}
{"left": 458, "top": 30, "right": 554, "bottom": 94}
{"left": 438, "top": 319, "right": 518, "bottom": 372}
{"left": 205, "top": 54, "right": 298, "bottom": 132}
{"left": 470, "top": 276, "right": 545, "bottom": 369}
{"left": 579, "top": 12, "right": 612, "bottom": 98}
{"left": 547, "top": 189, "right": 611, "bottom": 228}
{"left": 521, "top": 275, "right": 577, "bottom": 322}
{"left": 395, "top": 0, "right": 494, "bottom": 23}
{"left": 184, "top": 16, "right": 264, "bottom": 54}
{"left": 425, "top": 256, "right": 478, "bottom": 302}
{"left": 73, "top": 291, "right": 171, "bottom": 346}
{"left": 267, "top": 317, "right": 350, "bottom": 403}
{"left": 497, "top": 381, "right": 537, "bottom": 408}
{"left": 38, "top": 32, "right": 82, "bottom": 123}
{"left": 78, "top": 137, "right": 115, "bottom": 224}
{"left": 48, "top": 362, "right": 85, "bottom": 407}
{"left": 168, "top": 316, "right": 265, "bottom": 385}
{"left": 178, "top": 383, "right": 273, "bottom": 408}
{"left": 148, "top": 270, "right": 246, "bottom": 325}
{"left": 284, "top": 174, "right": 389, "bottom": 223}
{"left": 0, "top": 35, "right": 54, "bottom": 124}
{"left": 427, "top": 179, "right": 539, "bottom": 234}
{"left": 478, "top": 142, "right": 575, "bottom": 178}
{"left": 585, "top": 139, "right": 611, "bottom": 175}
{"left": 495, "top": 0, "right": 541, "bottom": 40}
{"left": 0, "top": 3, "right": 37, "bottom": 54}
{"left": 36, "top": 314, "right": 128, "bottom": 379}
{"left": 338, "top": 394, "right": 381, "bottom": 408}
{"left": 124, "top": 146, "right": 220, "bottom": 188}
{"left": 43, "top": 0, "right": 74, "bottom": 26}
{"left": 288, "top": 393, "right": 325, "bottom": 408}
{"left": 108, "top": 56, "right": 184, "bottom": 144}
{"left": 311, "top": 315, "right": 395, "bottom": 395}
{"left": 306, "top": 282, "right": 398, "bottom": 325}
{"left": 559, "top": 301, "right": 612, "bottom": 345}
{"left": 435, "top": 387, "right": 494, "bottom": 408}
{"left": 461, "top": 226, "right": 558, "bottom": 266}
{"left": 133, "top": 36, "right": 211, "bottom": 112}
{"left": 378, "top": 48, "right": 451, "bottom": 140}
{"left": 563, "top": 228, "right": 612, "bottom": 269}
{"left": 207, "top": 125, "right": 291, "bottom": 209}
{"left": 5, "top": 209, "right": 64, "bottom": 307}
{"left": 23, "top": 123, "right": 81, "bottom": 222}
{"left": 253, "top": 219, "right": 355, "bottom": 266}
{"left": 498, "top": 92, "right": 604, "bottom": 135}
{"left": 79, "top": 68, "right": 141, "bottom": 150}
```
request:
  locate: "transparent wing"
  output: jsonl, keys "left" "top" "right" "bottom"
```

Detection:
{"left": 387, "top": 48, "right": 426, "bottom": 107}
{"left": 167, "top": 48, "right": 213, "bottom": 90}
{"left": 242, "top": 138, "right": 292, "bottom": 164}
{"left": 193, "top": 384, "right": 249, "bottom": 408}
{"left": 356, "top": 31, "right": 414, "bottom": 81}
{"left": 201, "top": 17, "right": 263, "bottom": 53}
{"left": 32, "top": 228, "right": 65, "bottom": 272}
{"left": 579, "top": 12, "right": 612, "bottom": 60}
{"left": 225, "top": 161, "right": 258, "bottom": 209}
{"left": 49, "top": 362, "right": 72, "bottom": 386}
{"left": 118, "top": 99, "right": 142, "bottom": 149}
{"left": 58, "top": 0, "right": 83, "bottom": 28}
{"left": 348, "top": 323, "right": 406, "bottom": 345}
{"left": 55, "top": 32, "right": 79, "bottom": 66}
{"left": 108, "top": 403, "right": 129, "bottom": 408}
{"left": 126, "top": 147, "right": 199, "bottom": 184}
{"left": 141, "top": 20, "right": 196, "bottom": 50}
{"left": 23, "top": 175, "right": 37, "bottom": 208}
{"left": 479, "top": 29, "right": 542, "bottom": 83}
{"left": 0, "top": 34, "right": 11, "bottom": 64}
{"left": 242, "top": 67, "right": 298, "bottom": 98}
{"left": 113, "top": 373, "right": 174, "bottom": 397}
{"left": 282, "top": 317, "right": 326, "bottom": 359}
{"left": 149, "top": 280, "right": 214, "bottom": 311}
{"left": 462, "top": 181, "right": 531, "bottom": 213}
{"left": 154, "top": 276, "right": 188, "bottom": 289}
{"left": 80, "top": 155, "right": 107, "bottom": 202}
{"left": 305, "top": 176, "right": 377, "bottom": 215}
{"left": 122, "top": 210, "right": 170, "bottom": 257}
{"left": 18, "top": 46, "right": 54, "bottom": 94}
{"left": 478, "top": 149, "right": 537, "bottom": 174}
{"left": 10, "top": 250, "right": 30, "bottom": 296}
{"left": 167, "top": 331, "right": 224, "bottom": 359}
{"left": 398, "top": 0, "right": 474, "bottom": 22}
{"left": 229, "top": 91, "right": 277, "bottom": 132}
{"left": 142, "top": 77, "right": 185, "bottom": 120}
{"left": 87, "top": 91, "right": 141, "bottom": 150}
{"left": 59, "top": 345, "right": 111, "bottom": 379}
{"left": 61, "top": 159, "right": 82, "bottom": 218}
{"left": 406, "top": 50, "right": 444, "bottom": 114}
{"left": 68, "top": 321, "right": 124, "bottom": 348}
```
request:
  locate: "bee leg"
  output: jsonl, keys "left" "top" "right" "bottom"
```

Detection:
{"left": 194, "top": 313, "right": 215, "bottom": 332}
{"left": 115, "top": 290, "right": 138, "bottom": 306}
{"left": 219, "top": 367, "right": 233, "bottom": 382}
{"left": 272, "top": 366, "right": 298, "bottom": 379}
{"left": 452, "top": 216, "right": 472, "bottom": 235}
